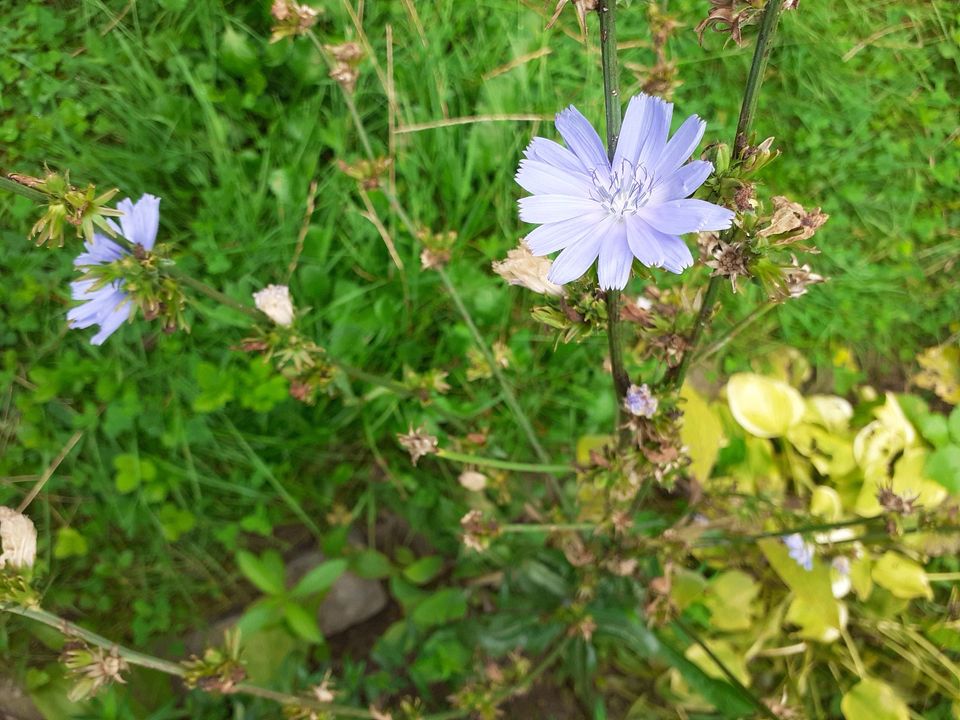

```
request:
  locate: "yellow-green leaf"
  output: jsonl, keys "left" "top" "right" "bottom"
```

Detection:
{"left": 841, "top": 678, "right": 909, "bottom": 720}
{"left": 704, "top": 570, "right": 759, "bottom": 631}
{"left": 871, "top": 552, "right": 932, "bottom": 600}
{"left": 726, "top": 373, "right": 805, "bottom": 438}
{"left": 576, "top": 435, "right": 612, "bottom": 465}
{"left": 680, "top": 384, "right": 724, "bottom": 482}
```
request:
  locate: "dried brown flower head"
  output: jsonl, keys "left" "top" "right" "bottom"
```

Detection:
{"left": 777, "top": 255, "right": 825, "bottom": 300}
{"left": 757, "top": 195, "right": 829, "bottom": 247}
{"left": 397, "top": 425, "right": 439, "bottom": 466}
{"left": 702, "top": 235, "right": 753, "bottom": 292}
{"left": 546, "top": 0, "right": 599, "bottom": 37}
{"left": 270, "top": 0, "right": 319, "bottom": 43}
{"left": 695, "top": 0, "right": 764, "bottom": 47}
{"left": 460, "top": 510, "right": 500, "bottom": 552}
{"left": 325, "top": 42, "right": 364, "bottom": 93}
{"left": 62, "top": 643, "right": 129, "bottom": 702}
{"left": 877, "top": 484, "right": 920, "bottom": 515}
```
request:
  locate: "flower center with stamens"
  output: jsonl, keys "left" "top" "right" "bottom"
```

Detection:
{"left": 591, "top": 160, "right": 653, "bottom": 220}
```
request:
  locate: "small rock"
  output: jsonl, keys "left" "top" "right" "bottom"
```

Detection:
{"left": 286, "top": 551, "right": 388, "bottom": 636}
{"left": 0, "top": 675, "right": 41, "bottom": 720}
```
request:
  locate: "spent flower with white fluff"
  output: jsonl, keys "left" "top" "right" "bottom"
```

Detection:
{"left": 492, "top": 240, "right": 565, "bottom": 296}
{"left": 516, "top": 94, "right": 734, "bottom": 290}
{"left": 69, "top": 194, "right": 160, "bottom": 345}
{"left": 0, "top": 507, "right": 37, "bottom": 570}
{"left": 253, "top": 284, "right": 295, "bottom": 326}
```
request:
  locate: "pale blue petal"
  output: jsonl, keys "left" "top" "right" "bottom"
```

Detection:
{"left": 635, "top": 96, "right": 673, "bottom": 172}
{"left": 630, "top": 218, "right": 694, "bottom": 273}
{"left": 648, "top": 161, "right": 714, "bottom": 204}
{"left": 515, "top": 159, "right": 593, "bottom": 196}
{"left": 74, "top": 235, "right": 127, "bottom": 267}
{"left": 625, "top": 216, "right": 665, "bottom": 268}
{"left": 524, "top": 137, "right": 587, "bottom": 175}
{"left": 525, "top": 211, "right": 608, "bottom": 255}
{"left": 613, "top": 94, "right": 672, "bottom": 171}
{"left": 638, "top": 198, "right": 734, "bottom": 235}
{"left": 518, "top": 194, "right": 603, "bottom": 224}
{"left": 117, "top": 194, "right": 161, "bottom": 249}
{"left": 555, "top": 106, "right": 610, "bottom": 175}
{"left": 90, "top": 301, "right": 132, "bottom": 345}
{"left": 596, "top": 222, "right": 632, "bottom": 290}
{"left": 547, "top": 217, "right": 613, "bottom": 285}
{"left": 654, "top": 114, "right": 706, "bottom": 178}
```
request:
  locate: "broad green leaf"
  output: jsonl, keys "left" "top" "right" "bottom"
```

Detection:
{"left": 283, "top": 602, "right": 323, "bottom": 643}
{"left": 351, "top": 549, "right": 393, "bottom": 579}
{"left": 670, "top": 569, "right": 708, "bottom": 610}
{"left": 726, "top": 373, "right": 805, "bottom": 438}
{"left": 788, "top": 423, "right": 856, "bottom": 477}
{"left": 759, "top": 538, "right": 841, "bottom": 642}
{"left": 785, "top": 595, "right": 846, "bottom": 643}
{"left": 291, "top": 558, "right": 348, "bottom": 599}
{"left": 917, "top": 413, "right": 950, "bottom": 448}
{"left": 850, "top": 556, "right": 873, "bottom": 600}
{"left": 841, "top": 678, "right": 909, "bottom": 720}
{"left": 237, "top": 597, "right": 284, "bottom": 636}
{"left": 950, "top": 406, "right": 960, "bottom": 444}
{"left": 871, "top": 552, "right": 932, "bottom": 600}
{"left": 237, "top": 549, "right": 286, "bottom": 595}
{"left": 411, "top": 588, "right": 467, "bottom": 628}
{"left": 925, "top": 444, "right": 960, "bottom": 493}
{"left": 680, "top": 384, "right": 724, "bottom": 482}
{"left": 704, "top": 571, "right": 759, "bottom": 632}
{"left": 113, "top": 453, "right": 156, "bottom": 494}
{"left": 402, "top": 555, "right": 444, "bottom": 585}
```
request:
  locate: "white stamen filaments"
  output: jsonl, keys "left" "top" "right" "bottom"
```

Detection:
{"left": 591, "top": 160, "right": 653, "bottom": 219}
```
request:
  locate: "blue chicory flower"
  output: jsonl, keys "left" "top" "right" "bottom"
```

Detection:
{"left": 624, "top": 383, "right": 658, "bottom": 418}
{"left": 516, "top": 94, "right": 735, "bottom": 290}
{"left": 68, "top": 194, "right": 161, "bottom": 345}
{"left": 782, "top": 533, "right": 814, "bottom": 571}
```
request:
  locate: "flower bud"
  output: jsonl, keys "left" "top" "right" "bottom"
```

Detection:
{"left": 0, "top": 507, "right": 37, "bottom": 571}
{"left": 253, "top": 284, "right": 295, "bottom": 327}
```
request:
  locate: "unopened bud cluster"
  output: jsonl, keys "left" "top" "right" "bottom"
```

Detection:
{"left": 16, "top": 170, "right": 122, "bottom": 247}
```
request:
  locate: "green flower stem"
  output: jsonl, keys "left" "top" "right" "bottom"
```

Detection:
{"left": 694, "top": 516, "right": 880, "bottom": 547}
{"left": 664, "top": 0, "right": 785, "bottom": 392}
{"left": 1, "top": 604, "right": 569, "bottom": 720}
{"left": 693, "top": 299, "right": 777, "bottom": 363}
{"left": 597, "top": 0, "right": 632, "bottom": 436}
{"left": 0, "top": 175, "right": 48, "bottom": 203}
{"left": 166, "top": 265, "right": 263, "bottom": 321}
{"left": 502, "top": 522, "right": 597, "bottom": 533}
{"left": 438, "top": 449, "right": 573, "bottom": 474}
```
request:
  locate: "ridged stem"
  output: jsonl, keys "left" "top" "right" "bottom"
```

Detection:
{"left": 597, "top": 0, "right": 631, "bottom": 436}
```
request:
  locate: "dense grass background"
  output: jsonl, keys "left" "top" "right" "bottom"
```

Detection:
{"left": 1, "top": 0, "right": 958, "bottom": 716}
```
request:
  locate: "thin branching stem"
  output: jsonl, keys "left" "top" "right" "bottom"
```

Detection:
{"left": 0, "top": 175, "right": 48, "bottom": 203}
{"left": 438, "top": 449, "right": 573, "bottom": 474}
{"left": 665, "top": 0, "right": 785, "bottom": 392}
{"left": 1, "top": 604, "right": 568, "bottom": 720}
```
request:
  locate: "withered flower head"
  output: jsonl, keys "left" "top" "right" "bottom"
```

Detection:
{"left": 701, "top": 234, "right": 753, "bottom": 292}
{"left": 417, "top": 227, "right": 457, "bottom": 271}
{"left": 62, "top": 643, "right": 129, "bottom": 702}
{"left": 546, "top": 0, "right": 599, "bottom": 37}
{"left": 458, "top": 471, "right": 488, "bottom": 492}
{"left": 270, "top": 0, "right": 319, "bottom": 43}
{"left": 777, "top": 255, "right": 825, "bottom": 300}
{"left": 0, "top": 507, "right": 37, "bottom": 571}
{"left": 695, "top": 0, "right": 764, "bottom": 47}
{"left": 492, "top": 241, "right": 565, "bottom": 297}
{"left": 757, "top": 195, "right": 829, "bottom": 246}
{"left": 397, "top": 425, "right": 439, "bottom": 466}
{"left": 460, "top": 510, "right": 500, "bottom": 552}
{"left": 337, "top": 157, "right": 392, "bottom": 190}
{"left": 876, "top": 484, "right": 920, "bottom": 515}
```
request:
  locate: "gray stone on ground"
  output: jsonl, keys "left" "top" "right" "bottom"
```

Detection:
{"left": 0, "top": 675, "right": 41, "bottom": 720}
